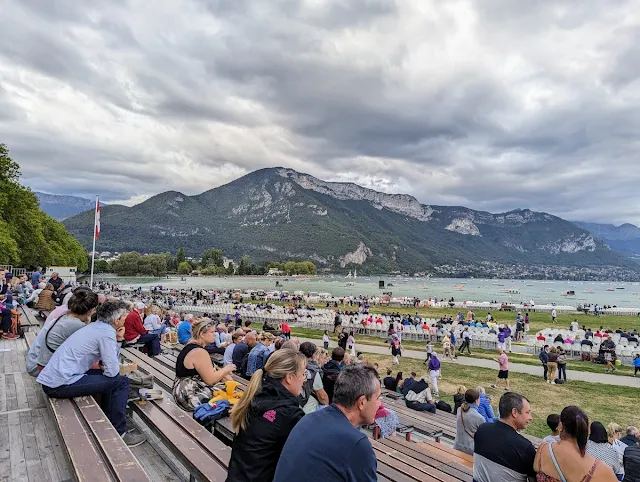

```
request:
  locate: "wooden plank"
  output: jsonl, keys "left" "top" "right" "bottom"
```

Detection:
{"left": 150, "top": 396, "right": 231, "bottom": 467}
{"left": 122, "top": 349, "right": 176, "bottom": 381}
{"left": 31, "top": 408, "right": 64, "bottom": 482}
{"left": 376, "top": 438, "right": 472, "bottom": 479}
{"left": 131, "top": 440, "right": 182, "bottom": 482}
{"left": 373, "top": 447, "right": 445, "bottom": 482}
{"left": 5, "top": 374, "right": 17, "bottom": 412}
{"left": 19, "top": 411, "right": 47, "bottom": 482}
{"left": 38, "top": 407, "right": 71, "bottom": 481}
{"left": 22, "top": 373, "right": 41, "bottom": 410}
{"left": 419, "top": 439, "right": 474, "bottom": 465}
{"left": 9, "top": 407, "right": 28, "bottom": 481}
{"left": 0, "top": 414, "right": 10, "bottom": 481}
{"left": 0, "top": 374, "right": 6, "bottom": 413}
{"left": 376, "top": 457, "right": 430, "bottom": 482}
{"left": 48, "top": 398, "right": 113, "bottom": 482}
{"left": 131, "top": 401, "right": 228, "bottom": 482}
{"left": 120, "top": 350, "right": 174, "bottom": 391}
{"left": 13, "top": 371, "right": 29, "bottom": 410}
{"left": 74, "top": 396, "right": 151, "bottom": 481}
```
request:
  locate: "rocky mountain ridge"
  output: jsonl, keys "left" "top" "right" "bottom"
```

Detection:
{"left": 61, "top": 167, "right": 640, "bottom": 279}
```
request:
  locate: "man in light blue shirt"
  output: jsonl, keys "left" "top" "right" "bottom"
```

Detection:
{"left": 223, "top": 330, "right": 244, "bottom": 366}
{"left": 37, "top": 300, "right": 145, "bottom": 446}
{"left": 246, "top": 333, "right": 273, "bottom": 376}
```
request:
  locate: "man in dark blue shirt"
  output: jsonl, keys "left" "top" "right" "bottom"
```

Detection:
{"left": 273, "top": 365, "right": 380, "bottom": 482}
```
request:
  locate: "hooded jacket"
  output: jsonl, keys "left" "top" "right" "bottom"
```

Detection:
{"left": 226, "top": 376, "right": 304, "bottom": 482}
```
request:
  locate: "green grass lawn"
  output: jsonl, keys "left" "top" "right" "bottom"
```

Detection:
{"left": 290, "top": 326, "right": 636, "bottom": 377}
{"left": 365, "top": 353, "right": 640, "bottom": 439}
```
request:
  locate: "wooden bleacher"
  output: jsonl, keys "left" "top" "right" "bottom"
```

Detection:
{"left": 124, "top": 346, "right": 473, "bottom": 482}
{"left": 24, "top": 331, "right": 152, "bottom": 482}
{"left": 19, "top": 306, "right": 42, "bottom": 331}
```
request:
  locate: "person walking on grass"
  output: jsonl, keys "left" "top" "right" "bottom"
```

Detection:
{"left": 423, "top": 341, "right": 434, "bottom": 364}
{"left": 491, "top": 347, "right": 510, "bottom": 391}
{"left": 428, "top": 352, "right": 441, "bottom": 397}
{"left": 390, "top": 334, "right": 402, "bottom": 365}
{"left": 458, "top": 327, "right": 472, "bottom": 355}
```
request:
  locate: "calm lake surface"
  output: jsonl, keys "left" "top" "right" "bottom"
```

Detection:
{"left": 96, "top": 275, "right": 640, "bottom": 307}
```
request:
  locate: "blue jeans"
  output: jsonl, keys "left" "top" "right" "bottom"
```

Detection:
{"left": 149, "top": 326, "right": 167, "bottom": 335}
{"left": 138, "top": 333, "right": 161, "bottom": 356}
{"left": 42, "top": 369, "right": 130, "bottom": 435}
{"left": 406, "top": 400, "right": 436, "bottom": 413}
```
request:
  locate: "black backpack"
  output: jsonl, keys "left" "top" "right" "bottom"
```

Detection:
{"left": 436, "top": 400, "right": 452, "bottom": 413}
{"left": 554, "top": 379, "right": 565, "bottom": 385}
{"left": 322, "top": 362, "right": 342, "bottom": 403}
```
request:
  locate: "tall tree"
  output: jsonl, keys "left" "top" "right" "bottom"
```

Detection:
{"left": 176, "top": 247, "right": 185, "bottom": 265}
{"left": 0, "top": 144, "right": 88, "bottom": 270}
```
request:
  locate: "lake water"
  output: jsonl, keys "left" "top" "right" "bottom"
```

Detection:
{"left": 96, "top": 275, "right": 640, "bottom": 308}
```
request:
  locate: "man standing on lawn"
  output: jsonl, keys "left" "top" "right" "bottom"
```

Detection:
{"left": 539, "top": 345, "right": 549, "bottom": 382}
{"left": 491, "top": 347, "right": 510, "bottom": 391}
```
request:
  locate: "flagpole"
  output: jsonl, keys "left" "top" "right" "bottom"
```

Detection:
{"left": 90, "top": 195, "right": 98, "bottom": 288}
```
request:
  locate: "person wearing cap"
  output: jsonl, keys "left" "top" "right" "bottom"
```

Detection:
{"left": 123, "top": 302, "right": 161, "bottom": 356}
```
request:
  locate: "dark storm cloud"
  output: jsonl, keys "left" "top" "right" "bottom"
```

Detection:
{"left": 1, "top": 0, "right": 639, "bottom": 224}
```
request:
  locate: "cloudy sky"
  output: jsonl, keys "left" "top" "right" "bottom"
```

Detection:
{"left": 2, "top": 0, "right": 640, "bottom": 224}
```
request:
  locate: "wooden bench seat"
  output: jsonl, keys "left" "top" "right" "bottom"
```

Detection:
{"left": 25, "top": 330, "right": 151, "bottom": 482}
{"left": 381, "top": 397, "right": 453, "bottom": 441}
{"left": 19, "top": 306, "right": 42, "bottom": 331}
{"left": 373, "top": 437, "right": 473, "bottom": 481}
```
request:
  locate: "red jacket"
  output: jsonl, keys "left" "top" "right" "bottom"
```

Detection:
{"left": 124, "top": 310, "right": 147, "bottom": 341}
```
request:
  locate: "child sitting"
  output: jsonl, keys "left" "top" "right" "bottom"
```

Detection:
{"left": 542, "top": 413, "right": 561, "bottom": 443}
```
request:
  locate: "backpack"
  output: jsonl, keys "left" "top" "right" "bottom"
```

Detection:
{"left": 10, "top": 310, "right": 24, "bottom": 338}
{"left": 554, "top": 379, "right": 565, "bottom": 385}
{"left": 299, "top": 362, "right": 320, "bottom": 407}
{"left": 581, "top": 352, "right": 590, "bottom": 361}
{"left": 322, "top": 362, "right": 342, "bottom": 403}
{"left": 436, "top": 400, "right": 452, "bottom": 413}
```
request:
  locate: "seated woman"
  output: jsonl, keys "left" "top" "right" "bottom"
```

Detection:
{"left": 27, "top": 289, "right": 99, "bottom": 377}
{"left": 226, "top": 349, "right": 307, "bottom": 482}
{"left": 143, "top": 305, "right": 167, "bottom": 335}
{"left": 586, "top": 421, "right": 624, "bottom": 479}
{"left": 35, "top": 283, "right": 57, "bottom": 312}
{"left": 535, "top": 406, "right": 617, "bottom": 482}
{"left": 173, "top": 318, "right": 237, "bottom": 411}
{"left": 453, "top": 388, "right": 485, "bottom": 455}
{"left": 475, "top": 386, "right": 496, "bottom": 423}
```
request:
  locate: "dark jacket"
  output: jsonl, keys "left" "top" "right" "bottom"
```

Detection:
{"left": 621, "top": 435, "right": 639, "bottom": 447}
{"left": 539, "top": 350, "right": 548, "bottom": 364}
{"left": 232, "top": 342, "right": 249, "bottom": 376}
{"left": 453, "top": 393, "right": 465, "bottom": 414}
{"left": 226, "top": 377, "right": 304, "bottom": 482}
{"left": 623, "top": 446, "right": 640, "bottom": 482}
{"left": 383, "top": 376, "right": 397, "bottom": 392}
{"left": 401, "top": 378, "right": 416, "bottom": 396}
{"left": 321, "top": 360, "right": 342, "bottom": 403}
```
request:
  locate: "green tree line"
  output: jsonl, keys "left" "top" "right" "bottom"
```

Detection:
{"left": 95, "top": 246, "right": 317, "bottom": 277}
{"left": 0, "top": 144, "right": 88, "bottom": 270}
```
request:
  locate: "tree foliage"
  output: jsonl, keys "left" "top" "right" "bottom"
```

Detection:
{"left": 111, "top": 252, "right": 167, "bottom": 277}
{"left": 0, "top": 144, "right": 88, "bottom": 270}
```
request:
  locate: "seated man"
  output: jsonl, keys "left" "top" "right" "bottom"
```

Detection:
{"left": 123, "top": 302, "right": 160, "bottom": 356}
{"left": 177, "top": 314, "right": 195, "bottom": 344}
{"left": 36, "top": 300, "right": 146, "bottom": 446}
{"left": 404, "top": 377, "right": 436, "bottom": 413}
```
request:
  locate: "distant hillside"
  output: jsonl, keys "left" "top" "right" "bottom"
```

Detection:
{"left": 63, "top": 168, "right": 640, "bottom": 280}
{"left": 35, "top": 192, "right": 97, "bottom": 220}
{"left": 574, "top": 221, "right": 640, "bottom": 259}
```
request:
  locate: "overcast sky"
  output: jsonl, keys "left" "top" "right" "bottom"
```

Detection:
{"left": 2, "top": 1, "right": 640, "bottom": 225}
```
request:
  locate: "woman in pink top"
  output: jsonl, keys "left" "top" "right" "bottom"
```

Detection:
{"left": 491, "top": 347, "right": 510, "bottom": 391}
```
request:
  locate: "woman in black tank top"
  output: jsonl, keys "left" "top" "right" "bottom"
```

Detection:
{"left": 173, "top": 318, "right": 236, "bottom": 411}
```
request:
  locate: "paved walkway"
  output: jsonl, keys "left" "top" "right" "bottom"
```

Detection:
{"left": 299, "top": 337, "right": 640, "bottom": 388}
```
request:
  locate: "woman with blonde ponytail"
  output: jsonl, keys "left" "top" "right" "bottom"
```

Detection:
{"left": 226, "top": 349, "right": 307, "bottom": 482}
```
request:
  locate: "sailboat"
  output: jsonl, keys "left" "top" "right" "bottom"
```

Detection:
{"left": 354, "top": 268, "right": 357, "bottom": 279}
{"left": 345, "top": 271, "right": 353, "bottom": 278}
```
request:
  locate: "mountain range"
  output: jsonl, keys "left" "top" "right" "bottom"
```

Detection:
{"left": 572, "top": 222, "right": 640, "bottom": 260}
{"left": 35, "top": 192, "right": 97, "bottom": 220}
{"left": 58, "top": 168, "right": 640, "bottom": 279}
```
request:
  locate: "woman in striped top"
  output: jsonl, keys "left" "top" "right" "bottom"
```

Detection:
{"left": 585, "top": 421, "right": 623, "bottom": 479}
